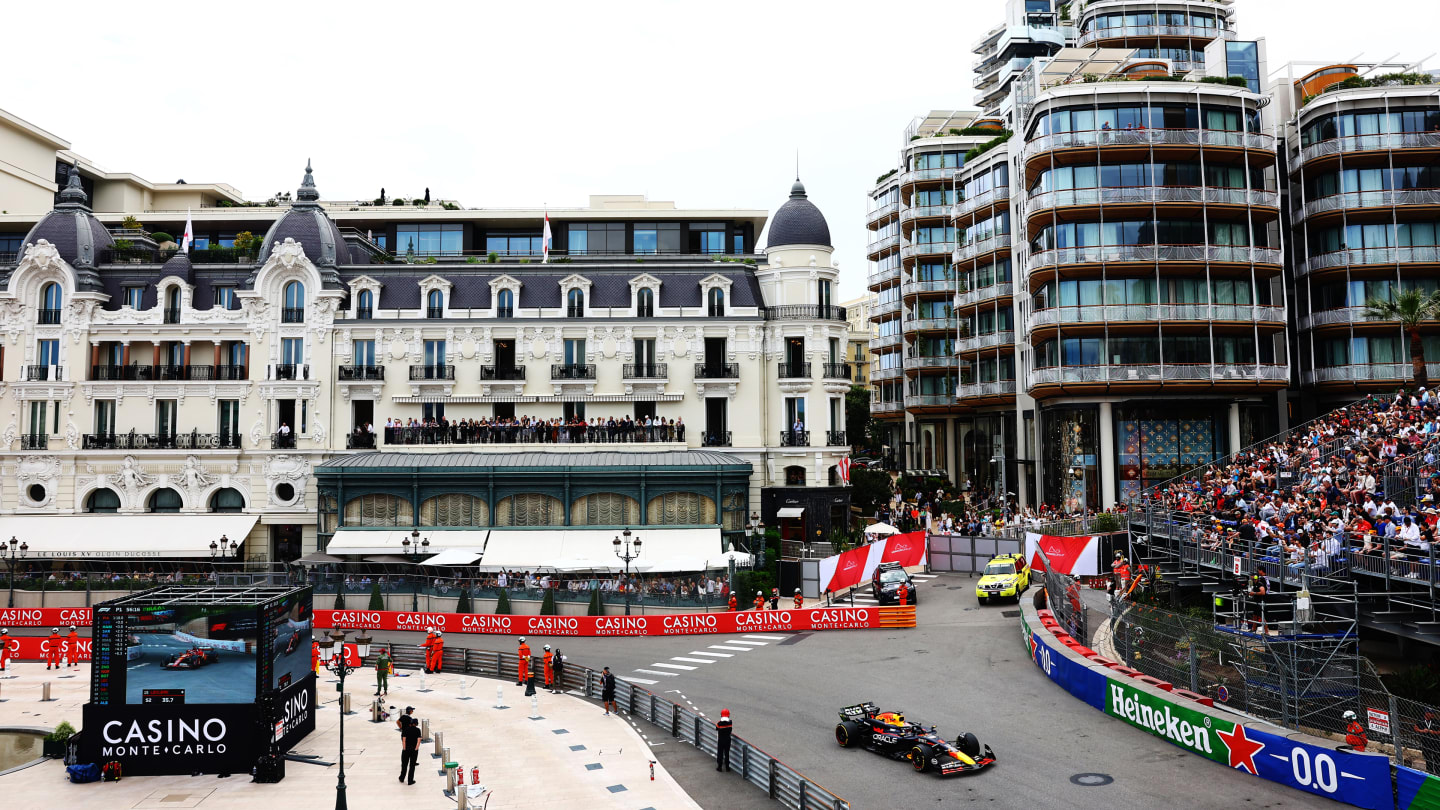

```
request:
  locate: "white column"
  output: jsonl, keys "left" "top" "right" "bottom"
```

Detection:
{"left": 1228, "top": 402, "right": 1242, "bottom": 455}
{"left": 1098, "top": 401, "right": 1116, "bottom": 510}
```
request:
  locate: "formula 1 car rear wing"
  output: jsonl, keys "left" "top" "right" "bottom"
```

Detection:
{"left": 839, "top": 702, "right": 879, "bottom": 719}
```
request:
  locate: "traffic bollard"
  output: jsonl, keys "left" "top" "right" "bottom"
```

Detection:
{"left": 457, "top": 786, "right": 468, "bottom": 810}
{"left": 371, "top": 698, "right": 383, "bottom": 722}
{"left": 420, "top": 717, "right": 431, "bottom": 742}
{"left": 41, "top": 682, "right": 50, "bottom": 702}
{"left": 341, "top": 692, "right": 352, "bottom": 714}
{"left": 459, "top": 678, "right": 467, "bottom": 700}
{"left": 495, "top": 686, "right": 504, "bottom": 708}
{"left": 419, "top": 670, "right": 427, "bottom": 692}
{"left": 529, "top": 694, "right": 540, "bottom": 719}
{"left": 445, "top": 761, "right": 455, "bottom": 793}
{"left": 433, "top": 730, "right": 444, "bottom": 757}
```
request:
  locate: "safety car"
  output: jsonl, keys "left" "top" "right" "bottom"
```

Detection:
{"left": 975, "top": 553, "right": 1029, "bottom": 604}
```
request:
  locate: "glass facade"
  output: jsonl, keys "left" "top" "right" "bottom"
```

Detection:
{"left": 1041, "top": 405, "right": 1098, "bottom": 513}
{"left": 1225, "top": 41, "right": 1261, "bottom": 92}
{"left": 397, "top": 223, "right": 463, "bottom": 256}
{"left": 1115, "top": 404, "right": 1226, "bottom": 502}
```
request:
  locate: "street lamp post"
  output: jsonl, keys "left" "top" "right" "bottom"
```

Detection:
{"left": 3, "top": 537, "right": 28, "bottom": 609}
{"left": 612, "top": 528, "right": 643, "bottom": 616}
{"left": 749, "top": 513, "right": 763, "bottom": 572}
{"left": 317, "top": 629, "right": 372, "bottom": 810}
{"left": 208, "top": 534, "right": 239, "bottom": 582}
{"left": 402, "top": 529, "right": 429, "bottom": 611}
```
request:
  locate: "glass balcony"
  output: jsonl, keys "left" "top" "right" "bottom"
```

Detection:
{"left": 899, "top": 167, "right": 961, "bottom": 186}
{"left": 1024, "top": 129, "right": 1273, "bottom": 162}
{"left": 1295, "top": 189, "right": 1440, "bottom": 224}
{"left": 872, "top": 299, "right": 902, "bottom": 318}
{"left": 1026, "top": 304, "right": 1285, "bottom": 332}
{"left": 867, "top": 233, "right": 900, "bottom": 256}
{"left": 1297, "top": 132, "right": 1440, "bottom": 166}
{"left": 866, "top": 201, "right": 900, "bottom": 226}
{"left": 905, "top": 354, "right": 958, "bottom": 370}
{"left": 868, "top": 266, "right": 900, "bottom": 289}
{"left": 1076, "top": 25, "right": 1236, "bottom": 48}
{"left": 1027, "top": 186, "right": 1279, "bottom": 213}
{"left": 1026, "top": 244, "right": 1281, "bottom": 273}
{"left": 1302, "top": 363, "right": 1440, "bottom": 385}
{"left": 904, "top": 393, "right": 955, "bottom": 409}
{"left": 953, "top": 235, "right": 1011, "bottom": 264}
{"left": 1297, "top": 307, "right": 1384, "bottom": 330}
{"left": 956, "top": 282, "right": 1013, "bottom": 309}
{"left": 1298, "top": 246, "right": 1440, "bottom": 278}
{"left": 900, "top": 204, "right": 952, "bottom": 224}
{"left": 901, "top": 240, "right": 952, "bottom": 260}
{"left": 958, "top": 331, "right": 1015, "bottom": 353}
{"left": 907, "top": 317, "right": 957, "bottom": 332}
{"left": 902, "top": 280, "right": 958, "bottom": 298}
{"left": 872, "top": 365, "right": 905, "bottom": 382}
{"left": 954, "top": 186, "right": 1011, "bottom": 220}
{"left": 959, "top": 380, "right": 1017, "bottom": 400}
{"left": 871, "top": 334, "right": 903, "bottom": 350}
{"left": 1027, "top": 363, "right": 1287, "bottom": 388}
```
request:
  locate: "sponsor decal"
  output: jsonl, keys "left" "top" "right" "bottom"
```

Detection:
{"left": 808, "top": 608, "right": 873, "bottom": 630}
{"left": 526, "top": 616, "right": 580, "bottom": 635}
{"left": 1106, "top": 680, "right": 1228, "bottom": 763}
{"left": 312, "top": 607, "right": 893, "bottom": 636}
{"left": 0, "top": 608, "right": 91, "bottom": 627}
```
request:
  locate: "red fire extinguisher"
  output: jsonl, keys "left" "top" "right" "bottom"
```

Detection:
{"left": 457, "top": 765, "right": 465, "bottom": 785}
{"left": 649, "top": 760, "right": 656, "bottom": 781}
{"left": 472, "top": 766, "right": 480, "bottom": 785}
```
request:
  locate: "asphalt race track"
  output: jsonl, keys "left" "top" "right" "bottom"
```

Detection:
{"left": 365, "top": 573, "right": 1312, "bottom": 809}
{"left": 126, "top": 635, "right": 256, "bottom": 705}
{"left": 271, "top": 627, "right": 313, "bottom": 690}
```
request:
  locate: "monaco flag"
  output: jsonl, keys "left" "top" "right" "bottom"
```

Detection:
{"left": 542, "top": 212, "right": 552, "bottom": 264}
{"left": 1025, "top": 532, "right": 1100, "bottom": 577}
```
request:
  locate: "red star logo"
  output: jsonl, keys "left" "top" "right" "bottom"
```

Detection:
{"left": 1216, "top": 723, "right": 1265, "bottom": 775}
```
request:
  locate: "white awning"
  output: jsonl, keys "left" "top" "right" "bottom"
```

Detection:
{"left": 420, "top": 548, "right": 483, "bottom": 567}
{"left": 0, "top": 515, "right": 258, "bottom": 559}
{"left": 326, "top": 529, "right": 490, "bottom": 557}
{"left": 777, "top": 507, "right": 805, "bottom": 518}
{"left": 482, "top": 528, "right": 723, "bottom": 573}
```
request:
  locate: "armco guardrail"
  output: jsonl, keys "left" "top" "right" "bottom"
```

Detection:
{"left": 1021, "top": 603, "right": 1394, "bottom": 809}
{"left": 372, "top": 643, "right": 851, "bottom": 810}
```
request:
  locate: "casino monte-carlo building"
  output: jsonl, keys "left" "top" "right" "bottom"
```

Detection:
{"left": 865, "top": 0, "right": 1440, "bottom": 511}
{"left": 0, "top": 107, "right": 855, "bottom": 565}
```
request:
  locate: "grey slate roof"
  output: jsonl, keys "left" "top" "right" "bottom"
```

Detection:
{"left": 317, "top": 450, "right": 750, "bottom": 471}
{"left": 766, "top": 180, "right": 831, "bottom": 248}
{"left": 344, "top": 269, "right": 762, "bottom": 311}
{"left": 16, "top": 166, "right": 112, "bottom": 291}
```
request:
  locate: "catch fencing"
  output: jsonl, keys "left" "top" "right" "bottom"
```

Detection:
{"left": 373, "top": 643, "right": 852, "bottom": 809}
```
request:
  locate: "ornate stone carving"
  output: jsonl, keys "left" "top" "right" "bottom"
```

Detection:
{"left": 179, "top": 455, "right": 215, "bottom": 501}
{"left": 270, "top": 237, "right": 308, "bottom": 272}
{"left": 17, "top": 454, "right": 61, "bottom": 484}
{"left": 116, "top": 455, "right": 153, "bottom": 505}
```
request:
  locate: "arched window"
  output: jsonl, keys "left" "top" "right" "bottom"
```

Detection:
{"left": 164, "top": 287, "right": 181, "bottom": 323}
{"left": 283, "top": 281, "right": 305, "bottom": 323}
{"left": 496, "top": 288, "right": 514, "bottom": 318}
{"left": 209, "top": 487, "right": 245, "bottom": 513}
{"left": 636, "top": 287, "right": 654, "bottom": 318}
{"left": 38, "top": 282, "right": 62, "bottom": 324}
{"left": 645, "top": 492, "right": 717, "bottom": 525}
{"left": 495, "top": 494, "right": 562, "bottom": 526}
{"left": 707, "top": 287, "right": 725, "bottom": 317}
{"left": 784, "top": 465, "right": 807, "bottom": 486}
{"left": 356, "top": 289, "right": 373, "bottom": 319}
{"left": 828, "top": 465, "right": 841, "bottom": 486}
{"left": 148, "top": 487, "right": 183, "bottom": 513}
{"left": 426, "top": 289, "right": 444, "bottom": 318}
{"left": 567, "top": 288, "right": 585, "bottom": 317}
{"left": 570, "top": 493, "right": 640, "bottom": 526}
{"left": 86, "top": 488, "right": 121, "bottom": 513}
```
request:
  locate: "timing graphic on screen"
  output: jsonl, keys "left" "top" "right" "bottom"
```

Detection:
{"left": 124, "top": 605, "right": 258, "bottom": 705}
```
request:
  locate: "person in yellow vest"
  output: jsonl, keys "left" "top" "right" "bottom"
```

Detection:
{"left": 516, "top": 637, "right": 532, "bottom": 685}
{"left": 793, "top": 589, "right": 804, "bottom": 610}
{"left": 66, "top": 625, "right": 80, "bottom": 669}
{"left": 312, "top": 639, "right": 321, "bottom": 674}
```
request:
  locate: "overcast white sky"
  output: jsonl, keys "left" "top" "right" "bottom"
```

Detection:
{"left": 1, "top": 0, "right": 1433, "bottom": 299}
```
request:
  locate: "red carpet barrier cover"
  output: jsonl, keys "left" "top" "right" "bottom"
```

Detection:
{"left": 1, "top": 635, "right": 91, "bottom": 662}
{"left": 1021, "top": 611, "right": 1392, "bottom": 809}
{"left": 818, "top": 531, "right": 928, "bottom": 593}
{"left": 316, "top": 606, "right": 886, "bottom": 636}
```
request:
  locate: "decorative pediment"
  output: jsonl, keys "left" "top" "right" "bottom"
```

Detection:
{"left": 418, "top": 274, "right": 453, "bottom": 295}
{"left": 628, "top": 273, "right": 663, "bottom": 294}
{"left": 488, "top": 274, "right": 523, "bottom": 294}
{"left": 348, "top": 275, "right": 383, "bottom": 297}
{"left": 559, "top": 273, "right": 592, "bottom": 292}
{"left": 699, "top": 273, "right": 733, "bottom": 292}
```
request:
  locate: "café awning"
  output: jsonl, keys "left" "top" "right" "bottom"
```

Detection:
{"left": 482, "top": 528, "right": 723, "bottom": 573}
{"left": 777, "top": 507, "right": 805, "bottom": 518}
{"left": 0, "top": 514, "right": 258, "bottom": 559}
{"left": 420, "top": 548, "right": 483, "bottom": 567}
{"left": 325, "top": 529, "right": 490, "bottom": 557}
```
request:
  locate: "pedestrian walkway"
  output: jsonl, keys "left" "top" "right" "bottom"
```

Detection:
{"left": 0, "top": 659, "right": 700, "bottom": 809}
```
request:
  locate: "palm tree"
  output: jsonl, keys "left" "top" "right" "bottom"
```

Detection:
{"left": 1363, "top": 289, "right": 1440, "bottom": 389}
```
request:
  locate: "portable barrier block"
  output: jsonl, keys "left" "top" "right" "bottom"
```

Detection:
{"left": 1037, "top": 609, "right": 1054, "bottom": 621}
{"left": 1170, "top": 688, "right": 1213, "bottom": 707}
{"left": 1133, "top": 675, "right": 1172, "bottom": 691}
{"left": 1109, "top": 665, "right": 1142, "bottom": 678}
{"left": 1089, "top": 655, "right": 1121, "bottom": 669}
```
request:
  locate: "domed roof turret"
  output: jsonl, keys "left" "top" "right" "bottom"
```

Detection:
{"left": 161, "top": 251, "right": 193, "bottom": 283}
{"left": 252, "top": 160, "right": 349, "bottom": 288}
{"left": 18, "top": 165, "right": 112, "bottom": 291}
{"left": 767, "top": 178, "right": 831, "bottom": 249}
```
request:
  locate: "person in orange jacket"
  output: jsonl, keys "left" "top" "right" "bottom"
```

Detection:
{"left": 898, "top": 581, "right": 909, "bottom": 606}
{"left": 793, "top": 589, "right": 804, "bottom": 610}
{"left": 752, "top": 591, "right": 764, "bottom": 611}
{"left": 421, "top": 627, "right": 437, "bottom": 674}
{"left": 44, "top": 628, "right": 61, "bottom": 670}
{"left": 430, "top": 630, "right": 445, "bottom": 674}
{"left": 66, "top": 625, "right": 80, "bottom": 669}
{"left": 312, "top": 639, "right": 321, "bottom": 674}
{"left": 543, "top": 645, "right": 554, "bottom": 690}
{"left": 728, "top": 593, "right": 738, "bottom": 611}
{"left": 1344, "top": 710, "right": 1368, "bottom": 752}
{"left": 516, "top": 637, "right": 531, "bottom": 685}
{"left": 0, "top": 629, "right": 9, "bottom": 671}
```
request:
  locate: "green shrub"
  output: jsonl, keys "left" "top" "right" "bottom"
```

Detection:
{"left": 373, "top": 197, "right": 385, "bottom": 206}
{"left": 1091, "top": 512, "right": 1124, "bottom": 533}
{"left": 149, "top": 232, "right": 175, "bottom": 244}
{"left": 392, "top": 198, "right": 406, "bottom": 206}
{"left": 964, "top": 131, "right": 1013, "bottom": 162}
{"left": 466, "top": 256, "right": 480, "bottom": 263}
{"left": 45, "top": 721, "right": 75, "bottom": 743}
{"left": 413, "top": 198, "right": 426, "bottom": 206}
{"left": 113, "top": 239, "right": 134, "bottom": 250}
{"left": 875, "top": 168, "right": 898, "bottom": 185}
{"left": 587, "top": 587, "right": 604, "bottom": 616}
{"left": 334, "top": 590, "right": 346, "bottom": 610}
{"left": 487, "top": 252, "right": 499, "bottom": 263}
{"left": 442, "top": 202, "right": 460, "bottom": 210}
{"left": 423, "top": 256, "right": 438, "bottom": 264}
{"left": 233, "top": 230, "right": 259, "bottom": 253}
{"left": 456, "top": 586, "right": 472, "bottom": 613}
{"left": 540, "top": 588, "right": 556, "bottom": 615}
{"left": 494, "top": 588, "right": 511, "bottom": 614}
{"left": 519, "top": 258, "right": 531, "bottom": 264}
{"left": 368, "top": 582, "right": 384, "bottom": 610}
{"left": 121, "top": 215, "right": 142, "bottom": 230}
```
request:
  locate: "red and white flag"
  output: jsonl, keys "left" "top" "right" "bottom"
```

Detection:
{"left": 542, "top": 212, "right": 552, "bottom": 264}
{"left": 181, "top": 208, "right": 193, "bottom": 254}
{"left": 838, "top": 456, "right": 852, "bottom": 484}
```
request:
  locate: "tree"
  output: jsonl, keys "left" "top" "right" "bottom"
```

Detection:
{"left": 333, "top": 589, "right": 346, "bottom": 610}
{"left": 1364, "top": 289, "right": 1440, "bottom": 388}
{"left": 456, "top": 585, "right": 473, "bottom": 614}
{"left": 587, "top": 586, "right": 605, "bottom": 616}
{"left": 845, "top": 385, "right": 878, "bottom": 453}
{"left": 539, "top": 587, "right": 557, "bottom": 616}
{"left": 494, "top": 588, "right": 512, "bottom": 615}
{"left": 850, "top": 466, "right": 893, "bottom": 515}
{"left": 367, "top": 582, "right": 384, "bottom": 611}
{"left": 233, "top": 230, "right": 259, "bottom": 254}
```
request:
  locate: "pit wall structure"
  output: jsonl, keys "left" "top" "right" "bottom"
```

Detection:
{"left": 1022, "top": 601, "right": 1440, "bottom": 809}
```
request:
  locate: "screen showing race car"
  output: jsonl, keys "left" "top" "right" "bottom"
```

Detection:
{"left": 123, "top": 605, "right": 258, "bottom": 705}
{"left": 268, "top": 591, "right": 314, "bottom": 692}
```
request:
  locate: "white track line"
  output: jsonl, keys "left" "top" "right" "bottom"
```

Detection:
{"left": 650, "top": 663, "right": 696, "bottom": 671}
{"left": 743, "top": 634, "right": 789, "bottom": 641}
{"left": 911, "top": 574, "right": 938, "bottom": 579}
{"left": 690, "top": 651, "right": 731, "bottom": 658}
{"left": 670, "top": 657, "right": 715, "bottom": 664}
{"left": 727, "top": 640, "right": 768, "bottom": 646}
{"left": 621, "top": 676, "right": 659, "bottom": 685}
{"left": 633, "top": 668, "right": 680, "bottom": 677}
{"left": 709, "top": 645, "right": 750, "bottom": 652}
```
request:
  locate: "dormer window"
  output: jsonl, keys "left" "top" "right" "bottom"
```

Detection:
{"left": 707, "top": 288, "right": 725, "bottom": 317}
{"left": 567, "top": 288, "right": 585, "bottom": 318}
{"left": 124, "top": 286, "right": 144, "bottom": 309}
{"left": 427, "top": 289, "right": 444, "bottom": 319}
{"left": 636, "top": 287, "right": 654, "bottom": 318}
{"left": 164, "top": 287, "right": 181, "bottom": 323}
{"left": 497, "top": 289, "right": 514, "bottom": 318}
{"left": 38, "top": 282, "right": 61, "bottom": 324}
{"left": 356, "top": 289, "right": 373, "bottom": 319}
{"left": 283, "top": 280, "right": 305, "bottom": 323}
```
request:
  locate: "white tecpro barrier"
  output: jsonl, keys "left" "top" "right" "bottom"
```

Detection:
{"left": 173, "top": 630, "right": 249, "bottom": 653}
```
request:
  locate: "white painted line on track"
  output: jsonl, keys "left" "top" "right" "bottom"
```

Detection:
{"left": 650, "top": 663, "right": 696, "bottom": 671}
{"left": 691, "top": 651, "right": 731, "bottom": 658}
{"left": 727, "top": 640, "right": 768, "bottom": 646}
{"left": 670, "top": 657, "right": 714, "bottom": 664}
{"left": 621, "top": 676, "right": 659, "bottom": 685}
{"left": 633, "top": 668, "right": 679, "bottom": 677}
{"left": 743, "top": 634, "right": 788, "bottom": 641}
{"left": 911, "top": 574, "right": 938, "bottom": 579}
{"left": 709, "top": 645, "right": 750, "bottom": 652}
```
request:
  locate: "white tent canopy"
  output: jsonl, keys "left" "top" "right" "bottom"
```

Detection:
{"left": 864, "top": 522, "right": 900, "bottom": 537}
{"left": 326, "top": 529, "right": 489, "bottom": 557}
{"left": 419, "top": 548, "right": 482, "bottom": 567}
{"left": 482, "top": 528, "right": 722, "bottom": 573}
{"left": 0, "top": 515, "right": 257, "bottom": 559}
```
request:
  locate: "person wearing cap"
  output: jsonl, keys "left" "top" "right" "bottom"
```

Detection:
{"left": 65, "top": 625, "right": 79, "bottom": 669}
{"left": 44, "top": 627, "right": 61, "bottom": 670}
{"left": 601, "top": 666, "right": 617, "bottom": 715}
{"left": 375, "top": 646, "right": 392, "bottom": 696}
{"left": 430, "top": 630, "right": 445, "bottom": 674}
{"left": 715, "top": 708, "right": 734, "bottom": 771}
{"left": 793, "top": 589, "right": 803, "bottom": 610}
{"left": 421, "top": 627, "right": 437, "bottom": 674}
{"left": 752, "top": 591, "right": 764, "bottom": 611}
{"left": 399, "top": 706, "right": 421, "bottom": 784}
{"left": 0, "top": 629, "right": 9, "bottom": 671}
{"left": 516, "top": 637, "right": 532, "bottom": 686}
{"left": 542, "top": 645, "right": 554, "bottom": 690}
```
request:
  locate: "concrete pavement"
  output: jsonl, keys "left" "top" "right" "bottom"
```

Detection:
{"left": 0, "top": 659, "right": 701, "bottom": 809}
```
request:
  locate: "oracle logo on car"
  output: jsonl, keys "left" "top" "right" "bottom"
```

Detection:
{"left": 809, "top": 608, "right": 873, "bottom": 630}
{"left": 329, "top": 611, "right": 383, "bottom": 629}
{"left": 661, "top": 614, "right": 717, "bottom": 634}
{"left": 395, "top": 613, "right": 447, "bottom": 629}
{"left": 526, "top": 617, "right": 580, "bottom": 635}
{"left": 594, "top": 616, "right": 648, "bottom": 636}
{"left": 460, "top": 614, "right": 513, "bottom": 632}
{"left": 0, "top": 609, "right": 43, "bottom": 626}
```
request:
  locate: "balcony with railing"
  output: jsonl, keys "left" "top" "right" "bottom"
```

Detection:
{"left": 821, "top": 363, "right": 852, "bottom": 380}
{"left": 870, "top": 333, "right": 903, "bottom": 351}
{"left": 1295, "top": 189, "right": 1440, "bottom": 223}
{"left": 36, "top": 308, "right": 62, "bottom": 325}
{"left": 1026, "top": 186, "right": 1280, "bottom": 216}
{"left": 409, "top": 365, "right": 455, "bottom": 381}
{"left": 99, "top": 246, "right": 258, "bottom": 265}
{"left": 900, "top": 240, "right": 952, "bottom": 260}
{"left": 1297, "top": 132, "right": 1440, "bottom": 166}
{"left": 1296, "top": 307, "right": 1388, "bottom": 331}
{"left": 906, "top": 316, "right": 957, "bottom": 333}
{"left": 899, "top": 167, "right": 961, "bottom": 186}
{"left": 902, "top": 279, "right": 958, "bottom": 298}
{"left": 1076, "top": 24, "right": 1236, "bottom": 48}
{"left": 954, "top": 186, "right": 1011, "bottom": 220}
{"left": 905, "top": 353, "right": 958, "bottom": 370}
{"left": 480, "top": 365, "right": 526, "bottom": 381}
{"left": 281, "top": 307, "right": 305, "bottom": 323}
{"left": 20, "top": 434, "right": 48, "bottom": 450}
{"left": 871, "top": 397, "right": 904, "bottom": 416}
{"left": 24, "top": 365, "right": 62, "bottom": 381}
{"left": 1027, "top": 304, "right": 1286, "bottom": 332}
{"left": 867, "top": 233, "right": 901, "bottom": 257}
{"left": 1302, "top": 363, "right": 1440, "bottom": 386}
{"left": 353, "top": 307, "right": 373, "bottom": 320}
{"left": 1298, "top": 246, "right": 1440, "bottom": 278}
{"left": 623, "top": 363, "right": 668, "bottom": 379}
{"left": 868, "top": 266, "right": 900, "bottom": 290}
{"left": 1027, "top": 363, "right": 1288, "bottom": 389}
{"left": 693, "top": 362, "right": 739, "bottom": 379}
{"left": 872, "top": 365, "right": 905, "bottom": 382}
{"left": 959, "top": 380, "right": 1018, "bottom": 401}
{"left": 1026, "top": 244, "right": 1282, "bottom": 273}
{"left": 871, "top": 299, "right": 901, "bottom": 319}
{"left": 337, "top": 365, "right": 386, "bottom": 381}
{"left": 904, "top": 393, "right": 955, "bottom": 409}
{"left": 82, "top": 431, "right": 243, "bottom": 450}
{"left": 953, "top": 234, "right": 1011, "bottom": 264}
{"left": 272, "top": 431, "right": 297, "bottom": 449}
{"left": 270, "top": 364, "right": 309, "bottom": 381}
{"left": 780, "top": 430, "right": 811, "bottom": 447}
{"left": 866, "top": 201, "right": 900, "bottom": 226}
{"left": 958, "top": 330, "right": 1015, "bottom": 353}
{"left": 777, "top": 362, "right": 811, "bottom": 379}
{"left": 955, "top": 282, "right": 1013, "bottom": 310}
{"left": 163, "top": 307, "right": 181, "bottom": 324}
{"left": 900, "top": 204, "right": 952, "bottom": 224}
{"left": 551, "top": 364, "right": 596, "bottom": 380}
{"left": 346, "top": 432, "right": 377, "bottom": 449}
{"left": 701, "top": 430, "right": 733, "bottom": 447}
{"left": 1024, "top": 129, "right": 1274, "bottom": 162}
{"left": 763, "top": 305, "right": 848, "bottom": 321}
{"left": 826, "top": 430, "right": 847, "bottom": 446}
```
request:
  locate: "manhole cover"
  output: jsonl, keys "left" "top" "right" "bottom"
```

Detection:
{"left": 1070, "top": 773, "right": 1114, "bottom": 787}
{"left": 1002, "top": 610, "right": 1021, "bottom": 618}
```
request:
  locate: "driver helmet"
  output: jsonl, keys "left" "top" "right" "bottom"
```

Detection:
{"left": 756, "top": 591, "right": 762, "bottom": 596}
{"left": 1343, "top": 710, "right": 1357, "bottom": 721}
{"left": 795, "top": 588, "right": 801, "bottom": 594}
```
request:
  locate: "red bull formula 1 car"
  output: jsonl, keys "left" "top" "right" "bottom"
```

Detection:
{"left": 163, "top": 646, "right": 219, "bottom": 670}
{"left": 834, "top": 702, "right": 995, "bottom": 776}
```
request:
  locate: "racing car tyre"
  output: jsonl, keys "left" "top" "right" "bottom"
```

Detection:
{"left": 957, "top": 732, "right": 980, "bottom": 758}
{"left": 909, "top": 744, "right": 931, "bottom": 773}
{"left": 835, "top": 720, "right": 860, "bottom": 748}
